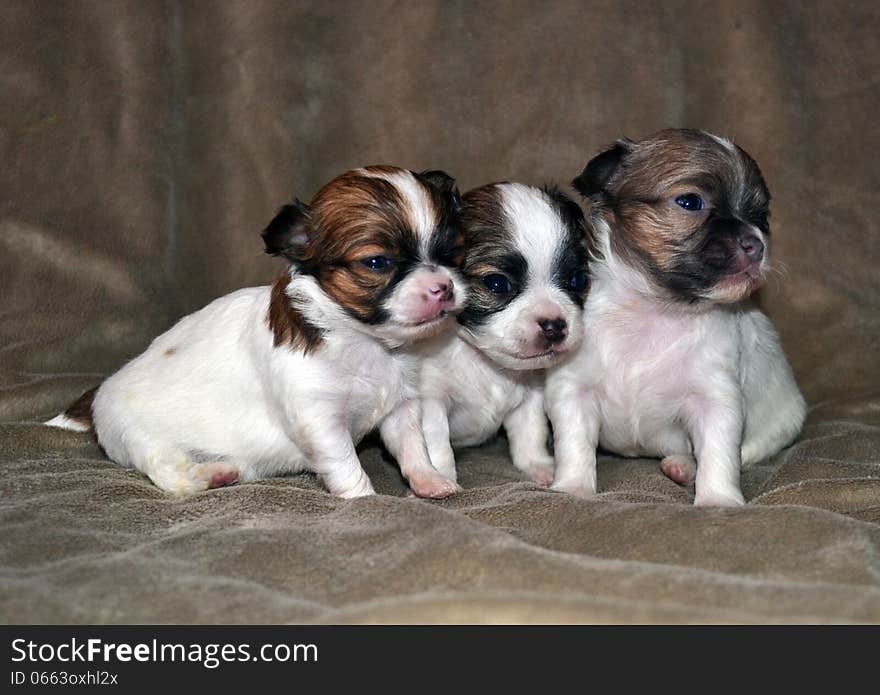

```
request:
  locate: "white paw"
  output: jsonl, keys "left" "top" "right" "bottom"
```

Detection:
{"left": 334, "top": 473, "right": 376, "bottom": 499}
{"left": 550, "top": 478, "right": 596, "bottom": 499}
{"left": 430, "top": 459, "right": 458, "bottom": 485}
{"left": 694, "top": 486, "right": 745, "bottom": 507}
{"left": 519, "top": 459, "right": 555, "bottom": 487}
{"left": 408, "top": 471, "right": 461, "bottom": 499}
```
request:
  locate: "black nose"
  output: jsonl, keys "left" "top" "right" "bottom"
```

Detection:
{"left": 739, "top": 235, "right": 764, "bottom": 262}
{"left": 538, "top": 318, "right": 567, "bottom": 345}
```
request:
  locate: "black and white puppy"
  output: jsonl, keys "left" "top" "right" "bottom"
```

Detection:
{"left": 47, "top": 166, "right": 467, "bottom": 499}
{"left": 546, "top": 129, "right": 806, "bottom": 506}
{"left": 417, "top": 182, "right": 591, "bottom": 485}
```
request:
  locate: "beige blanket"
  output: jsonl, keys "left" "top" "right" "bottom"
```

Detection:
{"left": 2, "top": 1, "right": 878, "bottom": 623}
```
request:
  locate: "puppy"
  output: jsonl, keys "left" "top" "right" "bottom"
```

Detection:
{"left": 546, "top": 129, "right": 806, "bottom": 506}
{"left": 417, "top": 182, "right": 591, "bottom": 486}
{"left": 46, "top": 166, "right": 467, "bottom": 499}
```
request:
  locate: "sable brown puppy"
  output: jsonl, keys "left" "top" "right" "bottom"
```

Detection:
{"left": 546, "top": 129, "right": 806, "bottom": 506}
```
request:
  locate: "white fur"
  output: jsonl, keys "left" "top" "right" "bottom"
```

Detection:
{"left": 417, "top": 184, "right": 585, "bottom": 485}
{"left": 418, "top": 334, "right": 554, "bottom": 485}
{"left": 44, "top": 413, "right": 91, "bottom": 433}
{"left": 362, "top": 167, "right": 435, "bottom": 254}
{"left": 76, "top": 274, "right": 460, "bottom": 498}
{"left": 546, "top": 219, "right": 807, "bottom": 506}
{"left": 706, "top": 131, "right": 736, "bottom": 153}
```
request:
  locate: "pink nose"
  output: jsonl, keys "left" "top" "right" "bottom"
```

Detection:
{"left": 415, "top": 278, "right": 456, "bottom": 322}
{"left": 428, "top": 280, "right": 454, "bottom": 302}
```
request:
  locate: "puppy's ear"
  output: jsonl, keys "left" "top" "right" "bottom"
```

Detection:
{"left": 572, "top": 139, "right": 632, "bottom": 197}
{"left": 261, "top": 199, "right": 312, "bottom": 263}
{"left": 418, "top": 169, "right": 462, "bottom": 213}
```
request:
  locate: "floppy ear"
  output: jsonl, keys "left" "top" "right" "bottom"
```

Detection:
{"left": 418, "top": 169, "right": 462, "bottom": 213}
{"left": 261, "top": 199, "right": 312, "bottom": 263}
{"left": 572, "top": 139, "right": 632, "bottom": 198}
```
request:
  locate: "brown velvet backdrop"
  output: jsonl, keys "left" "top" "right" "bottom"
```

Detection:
{"left": 2, "top": 1, "right": 879, "bottom": 623}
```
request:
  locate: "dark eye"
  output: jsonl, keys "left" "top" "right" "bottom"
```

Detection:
{"left": 482, "top": 273, "right": 513, "bottom": 295}
{"left": 674, "top": 193, "right": 704, "bottom": 211}
{"left": 360, "top": 256, "right": 394, "bottom": 272}
{"left": 569, "top": 270, "right": 589, "bottom": 292}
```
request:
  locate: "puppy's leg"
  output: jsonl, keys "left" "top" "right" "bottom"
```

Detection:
{"left": 295, "top": 421, "right": 375, "bottom": 498}
{"left": 105, "top": 432, "right": 241, "bottom": 496}
{"left": 93, "top": 400, "right": 241, "bottom": 495}
{"left": 503, "top": 387, "right": 554, "bottom": 486}
{"left": 381, "top": 399, "right": 459, "bottom": 499}
{"left": 421, "top": 398, "right": 457, "bottom": 483}
{"left": 684, "top": 390, "right": 746, "bottom": 507}
{"left": 144, "top": 452, "right": 241, "bottom": 495}
{"left": 546, "top": 386, "right": 600, "bottom": 498}
{"left": 739, "top": 310, "right": 807, "bottom": 466}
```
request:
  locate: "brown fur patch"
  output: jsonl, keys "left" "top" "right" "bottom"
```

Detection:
{"left": 267, "top": 273, "right": 325, "bottom": 353}
{"left": 163, "top": 347, "right": 176, "bottom": 357}
{"left": 64, "top": 386, "right": 97, "bottom": 430}
{"left": 300, "top": 167, "right": 423, "bottom": 323}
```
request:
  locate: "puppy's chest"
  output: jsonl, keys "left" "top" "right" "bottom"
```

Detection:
{"left": 588, "top": 305, "right": 708, "bottom": 426}
{"left": 445, "top": 360, "right": 528, "bottom": 446}
{"left": 298, "top": 337, "right": 413, "bottom": 436}
{"left": 347, "top": 351, "right": 413, "bottom": 435}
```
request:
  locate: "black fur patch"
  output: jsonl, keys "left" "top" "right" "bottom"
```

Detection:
{"left": 572, "top": 140, "right": 632, "bottom": 197}
{"left": 261, "top": 199, "right": 312, "bottom": 263}
{"left": 544, "top": 185, "right": 592, "bottom": 306}
{"left": 419, "top": 169, "right": 465, "bottom": 270}
{"left": 63, "top": 386, "right": 97, "bottom": 430}
{"left": 457, "top": 183, "right": 523, "bottom": 329}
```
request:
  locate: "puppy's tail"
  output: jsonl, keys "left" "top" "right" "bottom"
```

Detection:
{"left": 44, "top": 386, "right": 98, "bottom": 432}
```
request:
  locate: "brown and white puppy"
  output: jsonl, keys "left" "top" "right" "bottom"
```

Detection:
{"left": 546, "top": 129, "right": 806, "bottom": 506}
{"left": 46, "top": 166, "right": 467, "bottom": 498}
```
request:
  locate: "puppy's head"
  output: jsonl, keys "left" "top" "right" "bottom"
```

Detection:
{"left": 263, "top": 166, "right": 466, "bottom": 343}
{"left": 573, "top": 129, "right": 771, "bottom": 304}
{"left": 458, "top": 182, "right": 592, "bottom": 370}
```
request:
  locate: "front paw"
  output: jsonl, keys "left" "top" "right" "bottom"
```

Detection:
{"left": 550, "top": 478, "right": 596, "bottom": 499}
{"left": 694, "top": 486, "right": 745, "bottom": 507}
{"left": 333, "top": 471, "right": 376, "bottom": 498}
{"left": 408, "top": 471, "right": 461, "bottom": 499}
{"left": 520, "top": 460, "right": 555, "bottom": 487}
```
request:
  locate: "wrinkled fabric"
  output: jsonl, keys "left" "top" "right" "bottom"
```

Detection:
{"left": 1, "top": 0, "right": 879, "bottom": 623}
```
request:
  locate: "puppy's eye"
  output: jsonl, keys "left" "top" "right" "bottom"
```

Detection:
{"left": 482, "top": 273, "right": 513, "bottom": 295}
{"left": 569, "top": 270, "right": 589, "bottom": 292}
{"left": 674, "top": 193, "right": 704, "bottom": 211}
{"left": 360, "top": 256, "right": 394, "bottom": 272}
